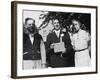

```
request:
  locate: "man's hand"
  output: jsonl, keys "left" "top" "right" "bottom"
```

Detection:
{"left": 62, "top": 48, "right": 66, "bottom": 53}
{"left": 42, "top": 64, "right": 46, "bottom": 68}
{"left": 50, "top": 43, "right": 55, "bottom": 49}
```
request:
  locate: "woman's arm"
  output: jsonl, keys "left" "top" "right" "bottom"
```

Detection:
{"left": 40, "top": 40, "right": 46, "bottom": 68}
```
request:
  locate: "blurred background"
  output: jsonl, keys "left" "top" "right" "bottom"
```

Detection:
{"left": 23, "top": 10, "right": 91, "bottom": 41}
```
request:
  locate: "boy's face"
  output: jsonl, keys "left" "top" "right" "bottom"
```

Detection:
{"left": 53, "top": 19, "right": 60, "bottom": 30}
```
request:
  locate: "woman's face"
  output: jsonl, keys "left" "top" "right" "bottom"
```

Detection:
{"left": 72, "top": 20, "right": 80, "bottom": 32}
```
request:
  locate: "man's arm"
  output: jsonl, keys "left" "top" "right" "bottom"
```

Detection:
{"left": 46, "top": 34, "right": 54, "bottom": 55}
{"left": 62, "top": 32, "right": 74, "bottom": 57}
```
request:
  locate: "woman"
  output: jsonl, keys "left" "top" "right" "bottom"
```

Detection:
{"left": 69, "top": 19, "right": 91, "bottom": 67}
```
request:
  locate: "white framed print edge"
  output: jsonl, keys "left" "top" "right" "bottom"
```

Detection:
{"left": 11, "top": 1, "right": 98, "bottom": 79}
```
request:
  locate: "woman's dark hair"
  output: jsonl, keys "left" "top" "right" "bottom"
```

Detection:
{"left": 72, "top": 18, "right": 87, "bottom": 30}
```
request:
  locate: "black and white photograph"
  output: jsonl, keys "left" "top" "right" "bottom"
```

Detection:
{"left": 11, "top": 1, "right": 97, "bottom": 78}
{"left": 23, "top": 10, "right": 91, "bottom": 69}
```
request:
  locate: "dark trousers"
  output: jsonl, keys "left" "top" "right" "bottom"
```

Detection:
{"left": 47, "top": 53, "right": 75, "bottom": 68}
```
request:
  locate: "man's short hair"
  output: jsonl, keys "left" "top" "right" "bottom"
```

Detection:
{"left": 25, "top": 17, "right": 35, "bottom": 24}
{"left": 52, "top": 18, "right": 59, "bottom": 24}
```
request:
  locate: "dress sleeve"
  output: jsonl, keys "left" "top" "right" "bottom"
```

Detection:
{"left": 40, "top": 40, "right": 46, "bottom": 64}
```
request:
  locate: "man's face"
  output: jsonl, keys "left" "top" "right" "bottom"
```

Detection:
{"left": 53, "top": 19, "right": 60, "bottom": 30}
{"left": 26, "top": 19, "right": 35, "bottom": 34}
{"left": 72, "top": 20, "right": 80, "bottom": 32}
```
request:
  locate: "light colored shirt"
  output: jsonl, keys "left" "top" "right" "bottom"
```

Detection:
{"left": 54, "top": 29, "right": 60, "bottom": 38}
{"left": 29, "top": 34, "right": 34, "bottom": 44}
{"left": 70, "top": 29, "right": 90, "bottom": 50}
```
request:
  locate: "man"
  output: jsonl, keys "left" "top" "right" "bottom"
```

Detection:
{"left": 23, "top": 18, "right": 46, "bottom": 69}
{"left": 46, "top": 18, "right": 74, "bottom": 68}
{"left": 71, "top": 19, "right": 91, "bottom": 67}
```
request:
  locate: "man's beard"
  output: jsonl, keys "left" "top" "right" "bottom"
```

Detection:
{"left": 27, "top": 26, "right": 36, "bottom": 34}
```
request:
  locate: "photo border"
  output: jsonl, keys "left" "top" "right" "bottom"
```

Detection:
{"left": 11, "top": 1, "right": 98, "bottom": 78}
